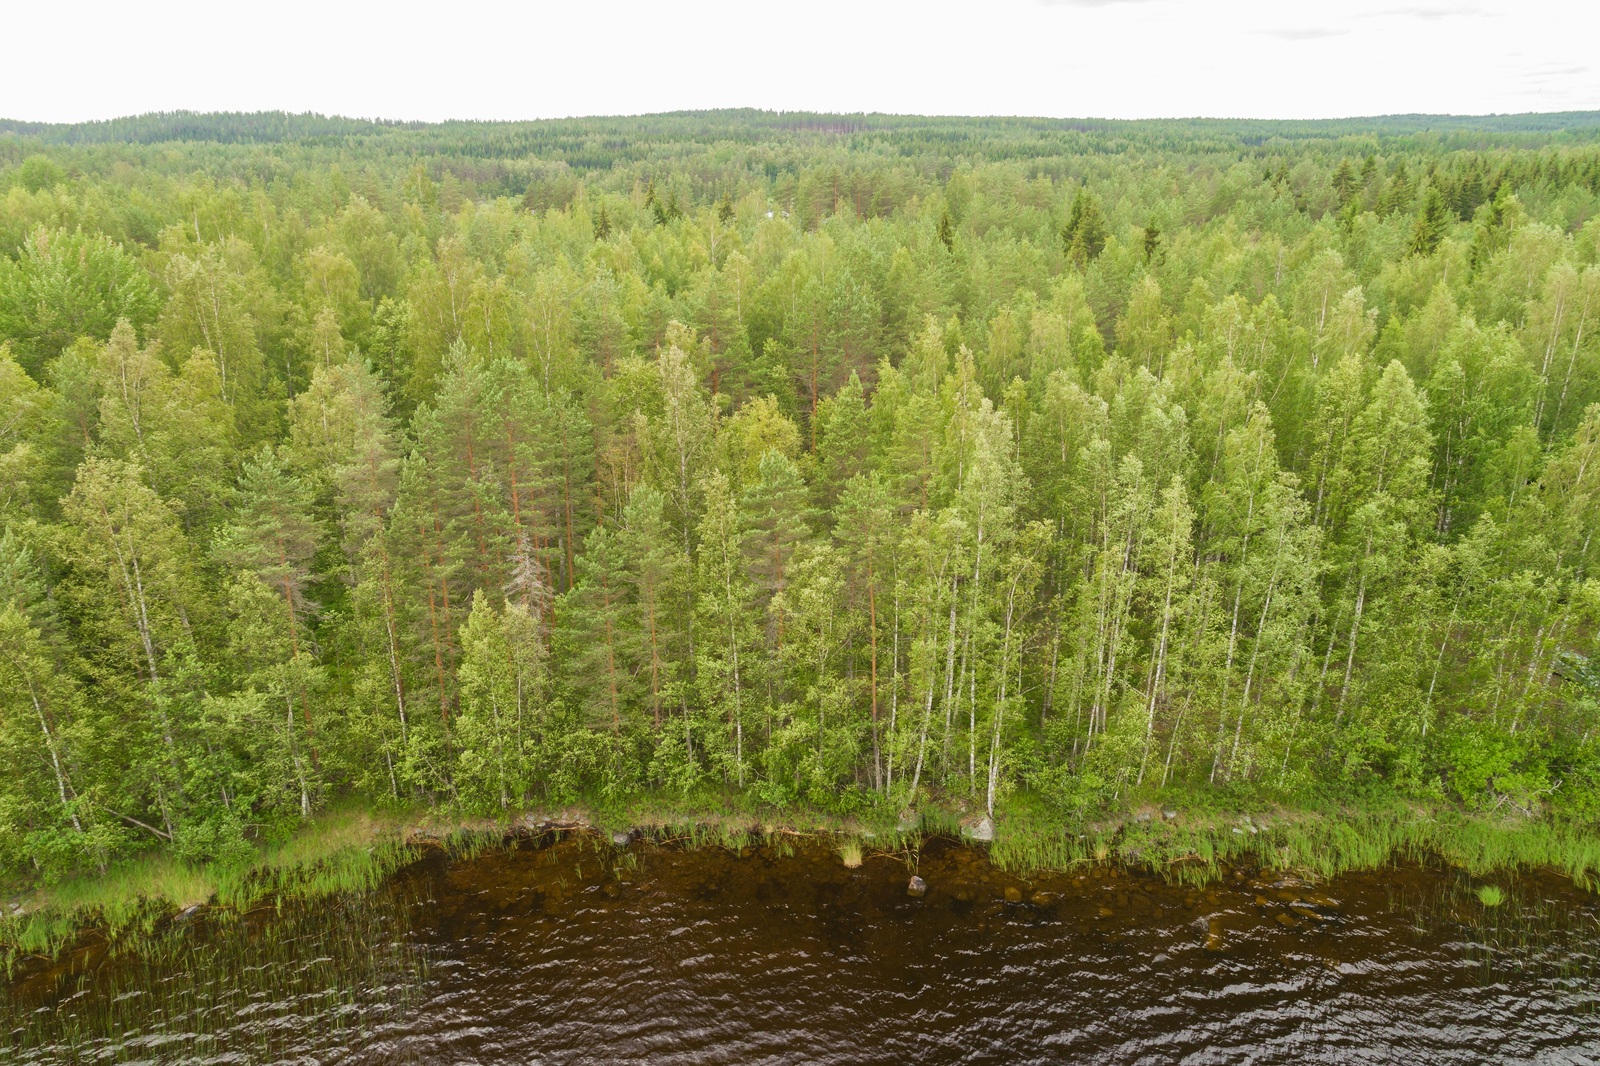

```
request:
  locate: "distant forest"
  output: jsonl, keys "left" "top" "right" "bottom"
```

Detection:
{"left": 1, "top": 109, "right": 1598, "bottom": 878}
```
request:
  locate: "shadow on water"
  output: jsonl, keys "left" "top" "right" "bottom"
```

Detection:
{"left": 6, "top": 828, "right": 1600, "bottom": 1064}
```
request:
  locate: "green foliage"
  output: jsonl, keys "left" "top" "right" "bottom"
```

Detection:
{"left": 1062, "top": 188, "right": 1108, "bottom": 266}
{"left": 1, "top": 110, "right": 1599, "bottom": 894}
{"left": 0, "top": 228, "right": 159, "bottom": 376}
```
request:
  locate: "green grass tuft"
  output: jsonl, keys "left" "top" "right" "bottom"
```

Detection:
{"left": 838, "top": 838, "right": 864, "bottom": 868}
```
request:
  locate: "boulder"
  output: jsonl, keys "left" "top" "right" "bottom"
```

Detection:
{"left": 906, "top": 875, "right": 928, "bottom": 898}
{"left": 611, "top": 831, "right": 631, "bottom": 847}
{"left": 966, "top": 817, "right": 995, "bottom": 842}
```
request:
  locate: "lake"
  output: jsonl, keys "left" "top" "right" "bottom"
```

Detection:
{"left": 7, "top": 828, "right": 1599, "bottom": 1063}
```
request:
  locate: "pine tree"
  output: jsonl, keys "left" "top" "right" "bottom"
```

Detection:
{"left": 837, "top": 471, "right": 897, "bottom": 788}
{"left": 742, "top": 449, "right": 814, "bottom": 716}
{"left": 1062, "top": 188, "right": 1109, "bottom": 266}
{"left": 619, "top": 485, "right": 685, "bottom": 737}
{"left": 1332, "top": 159, "right": 1358, "bottom": 208}
{"left": 562, "top": 524, "right": 634, "bottom": 735}
{"left": 215, "top": 447, "right": 325, "bottom": 817}
{"left": 1410, "top": 184, "right": 1451, "bottom": 257}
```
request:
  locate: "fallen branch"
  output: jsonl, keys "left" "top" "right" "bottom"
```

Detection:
{"left": 99, "top": 806, "right": 173, "bottom": 842}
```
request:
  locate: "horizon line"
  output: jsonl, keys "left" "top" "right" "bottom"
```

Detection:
{"left": 5, "top": 106, "right": 1600, "bottom": 129}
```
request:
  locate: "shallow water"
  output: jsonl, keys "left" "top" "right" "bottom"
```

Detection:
{"left": 7, "top": 830, "right": 1600, "bottom": 1063}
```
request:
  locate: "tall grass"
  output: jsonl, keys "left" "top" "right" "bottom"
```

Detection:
{"left": 989, "top": 797, "right": 1600, "bottom": 889}
{"left": 0, "top": 855, "right": 213, "bottom": 972}
{"left": 8, "top": 790, "right": 1598, "bottom": 976}
{"left": 2, "top": 882, "right": 425, "bottom": 1062}
{"left": 1, "top": 808, "right": 417, "bottom": 976}
{"left": 1385, "top": 871, "right": 1600, "bottom": 991}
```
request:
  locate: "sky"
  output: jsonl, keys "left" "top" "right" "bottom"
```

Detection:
{"left": 3, "top": 0, "right": 1596, "bottom": 124}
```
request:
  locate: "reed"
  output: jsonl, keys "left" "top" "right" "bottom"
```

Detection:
{"left": 1385, "top": 871, "right": 1600, "bottom": 990}
{"left": 1, "top": 807, "right": 417, "bottom": 975}
{"left": 2, "top": 881, "right": 425, "bottom": 1062}
{"left": 985, "top": 793, "right": 1600, "bottom": 890}
{"left": 9, "top": 789, "right": 1599, "bottom": 976}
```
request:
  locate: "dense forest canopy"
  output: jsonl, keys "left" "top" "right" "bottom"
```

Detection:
{"left": 2, "top": 109, "right": 1599, "bottom": 879}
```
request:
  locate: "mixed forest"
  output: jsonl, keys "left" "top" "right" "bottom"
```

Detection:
{"left": 2, "top": 110, "right": 1600, "bottom": 881}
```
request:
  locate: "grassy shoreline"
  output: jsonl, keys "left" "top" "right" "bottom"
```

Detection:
{"left": 5, "top": 794, "right": 1599, "bottom": 974}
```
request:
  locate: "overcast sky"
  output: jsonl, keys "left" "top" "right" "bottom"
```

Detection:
{"left": 4, "top": 0, "right": 1596, "bottom": 124}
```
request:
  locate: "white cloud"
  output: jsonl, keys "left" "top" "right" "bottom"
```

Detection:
{"left": 0, "top": 0, "right": 1594, "bottom": 123}
{"left": 1257, "top": 27, "right": 1351, "bottom": 40}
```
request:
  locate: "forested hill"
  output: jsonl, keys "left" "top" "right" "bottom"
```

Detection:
{"left": 7, "top": 108, "right": 1600, "bottom": 146}
{"left": 5, "top": 109, "right": 1600, "bottom": 199}
{"left": 0, "top": 111, "right": 1598, "bottom": 880}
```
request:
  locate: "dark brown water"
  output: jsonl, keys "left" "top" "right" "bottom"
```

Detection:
{"left": 7, "top": 831, "right": 1600, "bottom": 1064}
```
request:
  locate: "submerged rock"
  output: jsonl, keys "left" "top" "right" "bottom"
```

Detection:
{"left": 907, "top": 875, "right": 928, "bottom": 898}
{"left": 1004, "top": 886, "right": 1023, "bottom": 904}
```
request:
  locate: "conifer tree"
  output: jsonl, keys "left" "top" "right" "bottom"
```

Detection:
{"left": 1410, "top": 184, "right": 1452, "bottom": 257}
{"left": 1062, "top": 188, "right": 1109, "bottom": 266}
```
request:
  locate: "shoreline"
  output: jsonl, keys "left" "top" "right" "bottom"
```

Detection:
{"left": 5, "top": 795, "right": 1599, "bottom": 974}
